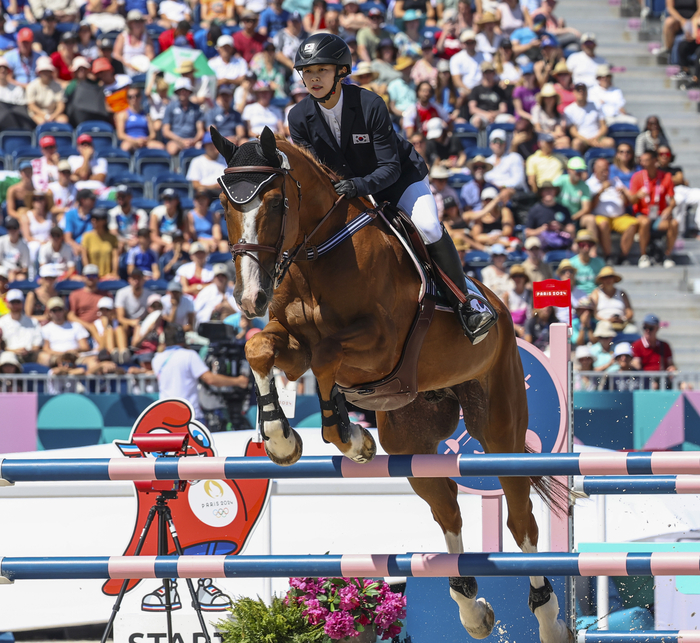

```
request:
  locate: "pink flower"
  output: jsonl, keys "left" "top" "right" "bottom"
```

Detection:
{"left": 339, "top": 583, "right": 360, "bottom": 610}
{"left": 324, "top": 610, "right": 357, "bottom": 639}
{"left": 302, "top": 598, "right": 329, "bottom": 626}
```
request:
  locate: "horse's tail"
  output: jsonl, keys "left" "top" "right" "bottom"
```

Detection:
{"left": 526, "top": 445, "right": 572, "bottom": 518}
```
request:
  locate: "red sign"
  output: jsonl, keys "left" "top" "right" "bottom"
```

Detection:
{"left": 533, "top": 279, "right": 572, "bottom": 325}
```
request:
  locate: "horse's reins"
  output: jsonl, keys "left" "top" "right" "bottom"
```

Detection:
{"left": 225, "top": 163, "right": 348, "bottom": 288}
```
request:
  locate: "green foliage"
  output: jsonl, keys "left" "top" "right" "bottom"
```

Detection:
{"left": 217, "top": 595, "right": 328, "bottom": 643}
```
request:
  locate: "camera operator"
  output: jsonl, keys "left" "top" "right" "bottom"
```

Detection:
{"left": 152, "top": 323, "right": 248, "bottom": 424}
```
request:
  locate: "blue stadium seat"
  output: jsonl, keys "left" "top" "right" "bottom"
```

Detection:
{"left": 99, "top": 279, "right": 129, "bottom": 293}
{"left": 0, "top": 131, "right": 34, "bottom": 167}
{"left": 556, "top": 148, "right": 581, "bottom": 159}
{"left": 131, "top": 197, "right": 159, "bottom": 213}
{"left": 206, "top": 251, "right": 231, "bottom": 265}
{"left": 584, "top": 148, "right": 616, "bottom": 173}
{"left": 465, "top": 250, "right": 491, "bottom": 266}
{"left": 180, "top": 197, "right": 194, "bottom": 211}
{"left": 544, "top": 249, "right": 573, "bottom": 266}
{"left": 152, "top": 171, "right": 190, "bottom": 200}
{"left": 507, "top": 250, "right": 527, "bottom": 263}
{"left": 12, "top": 146, "right": 42, "bottom": 169}
{"left": 98, "top": 147, "right": 132, "bottom": 175}
{"left": 55, "top": 280, "right": 85, "bottom": 295}
{"left": 36, "top": 123, "right": 74, "bottom": 153}
{"left": 453, "top": 123, "right": 479, "bottom": 151}
{"left": 75, "top": 121, "right": 117, "bottom": 151}
{"left": 10, "top": 279, "right": 38, "bottom": 292}
{"left": 135, "top": 150, "right": 172, "bottom": 194}
{"left": 59, "top": 146, "right": 78, "bottom": 160}
{"left": 145, "top": 279, "right": 169, "bottom": 292}
{"left": 0, "top": 154, "right": 5, "bottom": 171}
{"left": 96, "top": 199, "right": 117, "bottom": 210}
{"left": 178, "top": 148, "right": 204, "bottom": 175}
{"left": 608, "top": 123, "right": 641, "bottom": 149}
{"left": 448, "top": 173, "right": 472, "bottom": 189}
{"left": 22, "top": 362, "right": 50, "bottom": 374}
{"left": 466, "top": 146, "right": 492, "bottom": 159}
{"left": 107, "top": 171, "right": 146, "bottom": 198}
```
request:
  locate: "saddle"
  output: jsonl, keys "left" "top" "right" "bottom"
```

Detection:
{"left": 336, "top": 203, "right": 446, "bottom": 412}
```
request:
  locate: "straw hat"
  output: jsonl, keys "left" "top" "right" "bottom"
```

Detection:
{"left": 466, "top": 155, "right": 493, "bottom": 172}
{"left": 453, "top": 236, "right": 469, "bottom": 251}
{"left": 351, "top": 61, "right": 378, "bottom": 81}
{"left": 575, "top": 230, "right": 596, "bottom": 244}
{"left": 509, "top": 264, "right": 530, "bottom": 281}
{"left": 536, "top": 82, "right": 559, "bottom": 105}
{"left": 556, "top": 258, "right": 577, "bottom": 276}
{"left": 595, "top": 266, "right": 622, "bottom": 284}
{"left": 476, "top": 11, "right": 498, "bottom": 24}
{"left": 552, "top": 60, "right": 570, "bottom": 76}
{"left": 394, "top": 56, "right": 415, "bottom": 71}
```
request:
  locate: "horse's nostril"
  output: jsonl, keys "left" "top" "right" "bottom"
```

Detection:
{"left": 255, "top": 292, "right": 268, "bottom": 309}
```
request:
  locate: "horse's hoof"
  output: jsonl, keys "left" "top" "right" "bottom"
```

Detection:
{"left": 466, "top": 598, "right": 495, "bottom": 639}
{"left": 348, "top": 425, "right": 377, "bottom": 463}
{"left": 265, "top": 428, "right": 303, "bottom": 466}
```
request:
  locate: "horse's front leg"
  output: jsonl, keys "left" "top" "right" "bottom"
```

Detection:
{"left": 310, "top": 319, "right": 381, "bottom": 463}
{"left": 245, "top": 321, "right": 310, "bottom": 466}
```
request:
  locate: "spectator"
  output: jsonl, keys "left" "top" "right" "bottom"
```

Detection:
{"left": 24, "top": 263, "right": 61, "bottom": 322}
{"left": 530, "top": 0, "right": 581, "bottom": 47}
{"left": 423, "top": 118, "right": 465, "bottom": 168}
{"left": 657, "top": 146, "right": 700, "bottom": 235}
{"left": 234, "top": 11, "right": 266, "bottom": 64}
{"left": 251, "top": 40, "right": 287, "bottom": 100}
{"left": 474, "top": 11, "right": 502, "bottom": 55}
{"left": 571, "top": 296, "right": 596, "bottom": 346}
{"left": 493, "top": 38, "right": 521, "bottom": 89}
{"left": 273, "top": 11, "right": 306, "bottom": 72}
{"left": 152, "top": 323, "right": 246, "bottom": 423}
{"left": 206, "top": 84, "right": 245, "bottom": 142}
{"left": 92, "top": 297, "right": 120, "bottom": 356}
{"left": 531, "top": 83, "right": 569, "bottom": 148}
{"left": 233, "top": 69, "right": 257, "bottom": 113}
{"left": 161, "top": 279, "right": 195, "bottom": 331}
{"left": 552, "top": 60, "right": 575, "bottom": 112}
{"left": 194, "top": 263, "right": 236, "bottom": 326}
{"left": 465, "top": 63, "right": 512, "bottom": 131}
{"left": 411, "top": 38, "right": 439, "bottom": 89}
{"left": 186, "top": 132, "right": 227, "bottom": 192}
{"left": 608, "top": 143, "right": 638, "bottom": 188}
{"left": 441, "top": 196, "right": 473, "bottom": 244}
{"left": 131, "top": 293, "right": 164, "bottom": 351}
{"left": 38, "top": 226, "right": 76, "bottom": 274}
{"left": 147, "top": 76, "right": 170, "bottom": 133}
{"left": 525, "top": 133, "right": 565, "bottom": 190}
{"left": 588, "top": 64, "right": 633, "bottom": 125}
{"left": 435, "top": 60, "right": 460, "bottom": 119}
{"left": 68, "top": 263, "right": 109, "bottom": 326}
{"left": 0, "top": 218, "right": 30, "bottom": 280}
{"left": 498, "top": 0, "right": 530, "bottom": 36}
{"left": 629, "top": 150, "right": 677, "bottom": 269}
{"left": 115, "top": 268, "right": 152, "bottom": 342}
{"left": 511, "top": 117, "right": 538, "bottom": 159}
{"left": 403, "top": 82, "right": 449, "bottom": 139}
{"left": 158, "top": 0, "right": 191, "bottom": 28}
{"left": 31, "top": 135, "right": 61, "bottom": 193}
{"left": 150, "top": 189, "right": 190, "bottom": 253}
{"left": 112, "top": 10, "right": 155, "bottom": 77}
{"left": 564, "top": 83, "right": 614, "bottom": 153}
{"left": 573, "top": 345, "right": 597, "bottom": 391}
{"left": 5, "top": 28, "right": 45, "bottom": 88}
{"left": 64, "top": 57, "right": 102, "bottom": 127}
{"left": 564, "top": 32, "right": 606, "bottom": 89}
{"left": 480, "top": 243, "right": 510, "bottom": 298}
{"left": 81, "top": 207, "right": 119, "bottom": 278}
{"left": 76, "top": 22, "right": 99, "bottom": 61}
{"left": 160, "top": 229, "right": 190, "bottom": 280}
{"left": 569, "top": 230, "right": 605, "bottom": 294}
{"left": 632, "top": 313, "right": 676, "bottom": 375}
{"left": 21, "top": 191, "right": 53, "bottom": 273}
{"left": 660, "top": 0, "right": 699, "bottom": 54}
{"left": 586, "top": 157, "right": 637, "bottom": 263}
{"left": 634, "top": 116, "right": 669, "bottom": 159}
{"left": 589, "top": 266, "right": 634, "bottom": 332}
{"left": 34, "top": 9, "right": 60, "bottom": 55}
{"left": 208, "top": 34, "right": 248, "bottom": 87}
{"left": 356, "top": 8, "right": 392, "bottom": 62}
{"left": 450, "top": 29, "right": 488, "bottom": 95}
{"left": 0, "top": 289, "right": 42, "bottom": 362}
{"left": 460, "top": 155, "right": 497, "bottom": 212}
{"left": 177, "top": 241, "right": 213, "bottom": 298}
{"left": 0, "top": 56, "right": 26, "bottom": 106}
{"left": 92, "top": 57, "right": 131, "bottom": 114}
{"left": 63, "top": 188, "right": 97, "bottom": 255}
{"left": 259, "top": 0, "right": 289, "bottom": 37}
{"left": 371, "top": 39, "right": 401, "bottom": 86}
{"left": 470, "top": 186, "right": 515, "bottom": 246}
{"left": 525, "top": 180, "right": 574, "bottom": 250}
{"left": 0, "top": 268, "right": 9, "bottom": 315}
{"left": 553, "top": 157, "right": 593, "bottom": 232}
{"left": 158, "top": 20, "right": 195, "bottom": 53}
{"left": 126, "top": 228, "right": 159, "bottom": 277}
{"left": 533, "top": 34, "right": 562, "bottom": 87}
{"left": 602, "top": 342, "right": 642, "bottom": 391}
{"left": 6, "top": 161, "right": 36, "bottom": 221}
{"left": 485, "top": 128, "right": 527, "bottom": 192}
{"left": 109, "top": 185, "right": 148, "bottom": 250}
{"left": 429, "top": 165, "right": 460, "bottom": 218}
{"left": 38, "top": 296, "right": 91, "bottom": 367}
{"left": 512, "top": 63, "right": 539, "bottom": 121}
{"left": 115, "top": 85, "right": 164, "bottom": 152}
{"left": 50, "top": 31, "right": 78, "bottom": 84}
{"left": 554, "top": 258, "right": 586, "bottom": 323}
{"left": 283, "top": 83, "right": 309, "bottom": 136}
{"left": 349, "top": 61, "right": 384, "bottom": 95}
{"left": 242, "top": 80, "right": 284, "bottom": 136}
{"left": 188, "top": 189, "right": 225, "bottom": 253}
{"left": 47, "top": 160, "right": 77, "bottom": 218}
{"left": 503, "top": 263, "right": 532, "bottom": 336}
{"left": 162, "top": 77, "right": 205, "bottom": 156}
{"left": 68, "top": 134, "right": 108, "bottom": 190}
{"left": 524, "top": 305, "right": 558, "bottom": 350}
{"left": 521, "top": 235, "right": 553, "bottom": 282}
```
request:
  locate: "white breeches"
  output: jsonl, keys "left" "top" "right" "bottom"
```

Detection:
{"left": 397, "top": 176, "right": 443, "bottom": 245}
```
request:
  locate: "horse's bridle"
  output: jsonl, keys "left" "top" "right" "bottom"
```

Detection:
{"left": 224, "top": 163, "right": 345, "bottom": 289}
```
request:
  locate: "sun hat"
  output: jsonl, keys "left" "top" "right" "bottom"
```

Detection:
{"left": 556, "top": 258, "right": 577, "bottom": 275}
{"left": 83, "top": 263, "right": 100, "bottom": 276}
{"left": 459, "top": 29, "right": 477, "bottom": 43}
{"left": 47, "top": 296, "right": 66, "bottom": 310}
{"left": 568, "top": 156, "right": 587, "bottom": 171}
{"left": 127, "top": 8, "right": 145, "bottom": 20}
{"left": 509, "top": 264, "right": 530, "bottom": 280}
{"left": 147, "top": 293, "right": 162, "bottom": 306}
{"left": 480, "top": 60, "right": 496, "bottom": 72}
{"left": 575, "top": 230, "right": 596, "bottom": 244}
{"left": 174, "top": 77, "right": 193, "bottom": 92}
{"left": 36, "top": 57, "right": 56, "bottom": 73}
{"left": 402, "top": 8, "right": 423, "bottom": 21}
{"left": 177, "top": 60, "right": 195, "bottom": 74}
{"left": 593, "top": 320, "right": 616, "bottom": 338}
{"left": 351, "top": 61, "right": 379, "bottom": 81}
{"left": 481, "top": 186, "right": 499, "bottom": 200}
{"left": 437, "top": 59, "right": 450, "bottom": 72}
{"left": 394, "top": 56, "right": 415, "bottom": 71}
{"left": 595, "top": 266, "right": 622, "bottom": 284}
{"left": 524, "top": 237, "right": 541, "bottom": 250}
{"left": 0, "top": 352, "right": 22, "bottom": 373}
{"left": 476, "top": 11, "right": 498, "bottom": 24}
{"left": 552, "top": 60, "right": 570, "bottom": 75}
{"left": 613, "top": 342, "right": 633, "bottom": 358}
{"left": 596, "top": 63, "right": 611, "bottom": 77}
{"left": 429, "top": 164, "right": 450, "bottom": 179}
{"left": 537, "top": 83, "right": 560, "bottom": 106}
{"left": 466, "top": 155, "right": 493, "bottom": 172}
{"left": 575, "top": 345, "right": 592, "bottom": 360}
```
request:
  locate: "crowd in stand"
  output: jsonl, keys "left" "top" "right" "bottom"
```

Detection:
{"left": 0, "top": 0, "right": 691, "bottom": 381}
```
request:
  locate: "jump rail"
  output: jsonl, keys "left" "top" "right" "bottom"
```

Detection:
{"left": 2, "top": 552, "right": 700, "bottom": 581}
{"left": 575, "top": 475, "right": 700, "bottom": 495}
{"left": 3, "top": 452, "right": 700, "bottom": 483}
{"left": 578, "top": 632, "right": 700, "bottom": 643}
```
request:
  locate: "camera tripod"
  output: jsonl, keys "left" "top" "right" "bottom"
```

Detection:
{"left": 101, "top": 489, "right": 213, "bottom": 643}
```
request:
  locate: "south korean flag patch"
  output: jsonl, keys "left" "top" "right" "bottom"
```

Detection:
{"left": 353, "top": 134, "right": 370, "bottom": 144}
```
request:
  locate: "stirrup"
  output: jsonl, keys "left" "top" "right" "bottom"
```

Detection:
{"left": 456, "top": 293, "right": 498, "bottom": 345}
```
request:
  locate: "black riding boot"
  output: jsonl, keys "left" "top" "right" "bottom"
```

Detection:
{"left": 427, "top": 229, "right": 498, "bottom": 344}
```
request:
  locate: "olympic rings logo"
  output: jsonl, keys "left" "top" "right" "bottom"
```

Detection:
{"left": 213, "top": 508, "right": 229, "bottom": 518}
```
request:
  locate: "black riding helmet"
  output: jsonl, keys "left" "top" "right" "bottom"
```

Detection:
{"left": 294, "top": 33, "right": 352, "bottom": 103}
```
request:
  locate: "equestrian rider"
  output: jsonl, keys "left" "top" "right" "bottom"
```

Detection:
{"left": 288, "top": 33, "right": 497, "bottom": 344}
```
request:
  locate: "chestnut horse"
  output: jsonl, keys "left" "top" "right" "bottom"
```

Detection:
{"left": 211, "top": 126, "right": 570, "bottom": 643}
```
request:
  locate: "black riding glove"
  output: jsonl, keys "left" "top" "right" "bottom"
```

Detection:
{"left": 333, "top": 180, "right": 358, "bottom": 198}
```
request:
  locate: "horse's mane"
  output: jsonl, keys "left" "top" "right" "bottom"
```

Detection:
{"left": 275, "top": 137, "right": 341, "bottom": 184}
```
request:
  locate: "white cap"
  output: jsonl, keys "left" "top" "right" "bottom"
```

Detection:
{"left": 6, "top": 289, "right": 24, "bottom": 302}
{"left": 0, "top": 351, "right": 22, "bottom": 372}
{"left": 437, "top": 59, "right": 450, "bottom": 73}
{"left": 489, "top": 243, "right": 507, "bottom": 256}
{"left": 489, "top": 128, "right": 507, "bottom": 142}
{"left": 189, "top": 241, "right": 207, "bottom": 254}
{"left": 0, "top": 267, "right": 8, "bottom": 279}
{"left": 70, "top": 56, "right": 90, "bottom": 72}
{"left": 425, "top": 117, "right": 446, "bottom": 140}
{"left": 524, "top": 236, "right": 541, "bottom": 250}
{"left": 39, "top": 263, "right": 62, "bottom": 278}
{"left": 217, "top": 34, "right": 234, "bottom": 48}
{"left": 460, "top": 29, "right": 476, "bottom": 43}
{"left": 97, "top": 296, "right": 114, "bottom": 310}
{"left": 147, "top": 293, "right": 162, "bottom": 306}
{"left": 213, "top": 263, "right": 229, "bottom": 276}
{"left": 36, "top": 57, "right": 56, "bottom": 73}
{"left": 575, "top": 345, "right": 592, "bottom": 360}
{"left": 481, "top": 186, "right": 499, "bottom": 200}
{"left": 0, "top": 57, "right": 9, "bottom": 69}
{"left": 174, "top": 77, "right": 193, "bottom": 92}
{"left": 613, "top": 342, "right": 633, "bottom": 358}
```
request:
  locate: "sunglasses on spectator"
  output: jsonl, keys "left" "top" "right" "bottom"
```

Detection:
{"left": 560, "top": 268, "right": 574, "bottom": 274}
{"left": 128, "top": 92, "right": 141, "bottom": 98}
{"left": 43, "top": 145, "right": 56, "bottom": 150}
{"left": 659, "top": 151, "right": 671, "bottom": 157}
{"left": 578, "top": 241, "right": 594, "bottom": 247}
{"left": 643, "top": 324, "right": 657, "bottom": 331}
{"left": 473, "top": 164, "right": 486, "bottom": 170}
{"left": 50, "top": 307, "right": 63, "bottom": 313}
{"left": 79, "top": 141, "right": 92, "bottom": 146}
